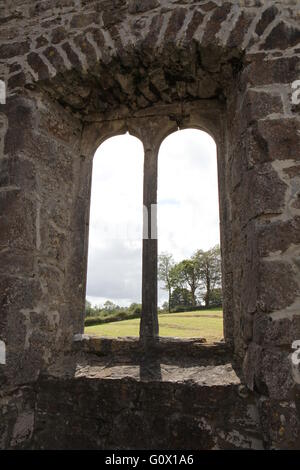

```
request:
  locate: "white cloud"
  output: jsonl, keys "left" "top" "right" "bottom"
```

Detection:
{"left": 87, "top": 239, "right": 142, "bottom": 300}
{"left": 158, "top": 129, "right": 220, "bottom": 262}
{"left": 86, "top": 129, "right": 219, "bottom": 307}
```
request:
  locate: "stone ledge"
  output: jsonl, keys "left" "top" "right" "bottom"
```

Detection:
{"left": 48, "top": 336, "right": 239, "bottom": 387}
{"left": 73, "top": 335, "right": 233, "bottom": 366}
{"left": 73, "top": 362, "right": 240, "bottom": 387}
{"left": 33, "top": 363, "right": 262, "bottom": 450}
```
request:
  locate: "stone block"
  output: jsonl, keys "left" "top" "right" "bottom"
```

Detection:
{"left": 242, "top": 56, "right": 299, "bottom": 87}
{"left": 258, "top": 397, "right": 300, "bottom": 449}
{"left": 73, "top": 33, "right": 97, "bottom": 68}
{"left": 0, "top": 156, "right": 36, "bottom": 193}
{"left": 251, "top": 118, "right": 300, "bottom": 162}
{"left": 255, "top": 6, "right": 278, "bottom": 37}
{"left": 0, "top": 191, "right": 36, "bottom": 252}
{"left": 43, "top": 47, "right": 65, "bottom": 73}
{"left": 232, "top": 163, "right": 287, "bottom": 225}
{"left": 253, "top": 313, "right": 300, "bottom": 347}
{"left": 262, "top": 21, "right": 300, "bottom": 51}
{"left": 201, "top": 2, "right": 232, "bottom": 45}
{"left": 0, "top": 41, "right": 29, "bottom": 59}
{"left": 128, "top": 0, "right": 159, "bottom": 14}
{"left": 243, "top": 343, "right": 294, "bottom": 400}
{"left": 257, "top": 260, "right": 299, "bottom": 313}
{"left": 70, "top": 13, "right": 98, "bottom": 29}
{"left": 27, "top": 52, "right": 50, "bottom": 81}
{"left": 227, "top": 10, "right": 253, "bottom": 48}
{"left": 242, "top": 90, "right": 283, "bottom": 124}
{"left": 256, "top": 217, "right": 300, "bottom": 257}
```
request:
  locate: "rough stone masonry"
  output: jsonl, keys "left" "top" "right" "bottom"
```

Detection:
{"left": 0, "top": 0, "right": 300, "bottom": 449}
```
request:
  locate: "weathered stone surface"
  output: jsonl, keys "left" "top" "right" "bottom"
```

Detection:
{"left": 73, "top": 33, "right": 97, "bottom": 68}
{"left": 30, "top": 350, "right": 262, "bottom": 450}
{"left": 242, "top": 90, "right": 283, "bottom": 124}
{"left": 164, "top": 8, "right": 186, "bottom": 43}
{"left": 0, "top": 0, "right": 300, "bottom": 451}
{"left": 60, "top": 42, "right": 83, "bottom": 71}
{"left": 0, "top": 41, "right": 29, "bottom": 59}
{"left": 27, "top": 52, "right": 50, "bottom": 81}
{"left": 257, "top": 260, "right": 300, "bottom": 313}
{"left": 253, "top": 313, "right": 300, "bottom": 347}
{"left": 35, "top": 35, "right": 48, "bottom": 49}
{"left": 227, "top": 11, "right": 253, "bottom": 48}
{"left": 257, "top": 217, "right": 300, "bottom": 257}
{"left": 232, "top": 163, "right": 287, "bottom": 226}
{"left": 201, "top": 2, "right": 232, "bottom": 45}
{"left": 76, "top": 336, "right": 233, "bottom": 366}
{"left": 0, "top": 387, "right": 35, "bottom": 449}
{"left": 0, "top": 155, "right": 36, "bottom": 193}
{"left": 43, "top": 46, "right": 65, "bottom": 72}
{"left": 50, "top": 27, "right": 68, "bottom": 45}
{"left": 242, "top": 58, "right": 299, "bottom": 97}
{"left": 70, "top": 13, "right": 98, "bottom": 29}
{"left": 243, "top": 343, "right": 295, "bottom": 400}
{"left": 251, "top": 118, "right": 300, "bottom": 162}
{"left": 128, "top": 0, "right": 160, "bottom": 14}
{"left": 0, "top": 191, "right": 36, "bottom": 252}
{"left": 262, "top": 21, "right": 300, "bottom": 51}
{"left": 255, "top": 6, "right": 278, "bottom": 37}
{"left": 258, "top": 397, "right": 300, "bottom": 449}
{"left": 185, "top": 9, "right": 204, "bottom": 40}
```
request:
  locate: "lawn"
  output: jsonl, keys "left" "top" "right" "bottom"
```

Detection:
{"left": 85, "top": 309, "right": 223, "bottom": 342}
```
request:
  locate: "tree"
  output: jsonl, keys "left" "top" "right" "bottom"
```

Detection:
{"left": 171, "top": 259, "right": 201, "bottom": 307}
{"left": 85, "top": 299, "right": 93, "bottom": 317}
{"left": 161, "top": 301, "right": 169, "bottom": 312}
{"left": 129, "top": 302, "right": 142, "bottom": 315}
{"left": 208, "top": 287, "right": 222, "bottom": 308}
{"left": 194, "top": 245, "right": 222, "bottom": 308}
{"left": 103, "top": 300, "right": 116, "bottom": 311}
{"left": 170, "top": 286, "right": 194, "bottom": 310}
{"left": 158, "top": 252, "right": 175, "bottom": 312}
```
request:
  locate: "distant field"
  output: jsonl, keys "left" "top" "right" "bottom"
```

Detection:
{"left": 85, "top": 309, "right": 223, "bottom": 342}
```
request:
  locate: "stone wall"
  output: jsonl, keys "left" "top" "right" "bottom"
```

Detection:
{"left": 11, "top": 339, "right": 265, "bottom": 450}
{"left": 32, "top": 357, "right": 263, "bottom": 450}
{"left": 0, "top": 0, "right": 300, "bottom": 449}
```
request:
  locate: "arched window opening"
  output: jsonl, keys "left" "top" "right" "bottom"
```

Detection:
{"left": 85, "top": 134, "right": 144, "bottom": 337}
{"left": 157, "top": 129, "right": 223, "bottom": 342}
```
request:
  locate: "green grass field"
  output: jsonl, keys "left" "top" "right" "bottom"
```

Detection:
{"left": 85, "top": 309, "right": 223, "bottom": 342}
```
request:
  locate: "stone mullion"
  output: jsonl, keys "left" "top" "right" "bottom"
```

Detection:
{"left": 140, "top": 147, "right": 159, "bottom": 345}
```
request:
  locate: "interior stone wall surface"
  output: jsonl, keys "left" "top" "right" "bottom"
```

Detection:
{"left": 0, "top": 0, "right": 300, "bottom": 449}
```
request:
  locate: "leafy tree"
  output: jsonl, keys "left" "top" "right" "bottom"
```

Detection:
{"left": 171, "top": 259, "right": 201, "bottom": 307}
{"left": 208, "top": 287, "right": 222, "bottom": 308}
{"left": 158, "top": 252, "right": 175, "bottom": 312}
{"left": 170, "top": 286, "right": 194, "bottom": 310}
{"left": 129, "top": 302, "right": 142, "bottom": 315}
{"left": 161, "top": 301, "right": 169, "bottom": 312}
{"left": 103, "top": 300, "right": 116, "bottom": 311}
{"left": 194, "top": 245, "right": 222, "bottom": 308}
{"left": 85, "top": 299, "right": 93, "bottom": 317}
{"left": 129, "top": 302, "right": 140, "bottom": 311}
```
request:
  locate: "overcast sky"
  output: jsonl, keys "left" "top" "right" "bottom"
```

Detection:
{"left": 86, "top": 129, "right": 220, "bottom": 307}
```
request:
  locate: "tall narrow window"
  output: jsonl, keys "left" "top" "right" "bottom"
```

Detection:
{"left": 157, "top": 129, "right": 223, "bottom": 342}
{"left": 85, "top": 134, "right": 144, "bottom": 337}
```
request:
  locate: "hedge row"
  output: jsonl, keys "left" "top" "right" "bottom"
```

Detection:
{"left": 85, "top": 310, "right": 141, "bottom": 326}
